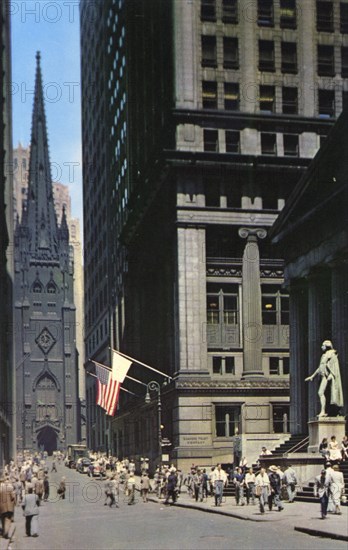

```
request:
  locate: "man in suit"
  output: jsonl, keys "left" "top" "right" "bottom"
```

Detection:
{"left": 314, "top": 468, "right": 332, "bottom": 519}
{"left": 0, "top": 473, "right": 16, "bottom": 539}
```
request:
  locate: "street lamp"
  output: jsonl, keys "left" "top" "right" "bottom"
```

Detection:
{"left": 145, "top": 381, "right": 162, "bottom": 470}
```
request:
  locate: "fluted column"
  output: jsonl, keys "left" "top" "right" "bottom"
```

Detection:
{"left": 289, "top": 281, "right": 308, "bottom": 434}
{"left": 331, "top": 264, "right": 348, "bottom": 416}
{"left": 239, "top": 228, "right": 267, "bottom": 377}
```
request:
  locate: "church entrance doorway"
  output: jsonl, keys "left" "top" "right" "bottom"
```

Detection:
{"left": 37, "top": 426, "right": 58, "bottom": 455}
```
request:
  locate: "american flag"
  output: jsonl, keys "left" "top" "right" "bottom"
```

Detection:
{"left": 94, "top": 352, "right": 132, "bottom": 416}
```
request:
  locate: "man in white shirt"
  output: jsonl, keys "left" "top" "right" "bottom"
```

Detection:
{"left": 211, "top": 464, "right": 228, "bottom": 506}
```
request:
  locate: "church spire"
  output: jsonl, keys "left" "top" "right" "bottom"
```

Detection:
{"left": 25, "top": 52, "right": 58, "bottom": 260}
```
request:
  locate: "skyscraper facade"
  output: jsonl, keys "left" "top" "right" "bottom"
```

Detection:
{"left": 0, "top": 0, "right": 15, "bottom": 464}
{"left": 14, "top": 54, "right": 80, "bottom": 454}
{"left": 80, "top": 0, "right": 346, "bottom": 467}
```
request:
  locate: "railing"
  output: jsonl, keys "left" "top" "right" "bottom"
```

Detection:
{"left": 284, "top": 436, "right": 309, "bottom": 455}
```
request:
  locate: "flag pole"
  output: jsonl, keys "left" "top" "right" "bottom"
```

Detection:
{"left": 87, "top": 371, "right": 138, "bottom": 396}
{"left": 89, "top": 359, "right": 112, "bottom": 371}
{"left": 125, "top": 374, "right": 148, "bottom": 387}
{"left": 110, "top": 348, "right": 173, "bottom": 381}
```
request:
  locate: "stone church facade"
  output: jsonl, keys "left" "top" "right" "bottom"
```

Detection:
{"left": 13, "top": 53, "right": 80, "bottom": 454}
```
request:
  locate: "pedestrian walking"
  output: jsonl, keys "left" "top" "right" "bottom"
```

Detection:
{"left": 164, "top": 469, "right": 178, "bottom": 505}
{"left": 140, "top": 473, "right": 151, "bottom": 503}
{"left": 268, "top": 465, "right": 284, "bottom": 511}
{"left": 314, "top": 468, "right": 332, "bottom": 519}
{"left": 283, "top": 464, "right": 297, "bottom": 503}
{"left": 211, "top": 464, "right": 228, "bottom": 507}
{"left": 22, "top": 487, "right": 39, "bottom": 537}
{"left": 0, "top": 473, "right": 16, "bottom": 539}
{"left": 330, "top": 464, "right": 344, "bottom": 515}
{"left": 43, "top": 475, "right": 49, "bottom": 502}
{"left": 57, "top": 477, "right": 66, "bottom": 500}
{"left": 127, "top": 473, "right": 136, "bottom": 505}
{"left": 245, "top": 468, "right": 256, "bottom": 505}
{"left": 255, "top": 467, "right": 270, "bottom": 514}
{"left": 109, "top": 475, "right": 119, "bottom": 508}
{"left": 51, "top": 460, "right": 57, "bottom": 473}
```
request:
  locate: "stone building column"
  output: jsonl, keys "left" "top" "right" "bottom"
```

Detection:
{"left": 307, "top": 271, "right": 331, "bottom": 420}
{"left": 289, "top": 280, "right": 308, "bottom": 434}
{"left": 176, "top": 225, "right": 207, "bottom": 372}
{"left": 238, "top": 228, "right": 267, "bottom": 377}
{"left": 331, "top": 264, "right": 348, "bottom": 416}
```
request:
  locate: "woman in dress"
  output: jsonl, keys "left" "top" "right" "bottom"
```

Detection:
{"left": 328, "top": 436, "right": 342, "bottom": 465}
{"left": 330, "top": 464, "right": 344, "bottom": 515}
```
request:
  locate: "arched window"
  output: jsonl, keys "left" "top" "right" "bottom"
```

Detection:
{"left": 46, "top": 281, "right": 57, "bottom": 294}
{"left": 36, "top": 375, "right": 58, "bottom": 422}
{"left": 32, "top": 281, "right": 43, "bottom": 293}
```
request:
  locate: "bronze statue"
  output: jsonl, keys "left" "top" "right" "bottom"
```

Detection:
{"left": 305, "top": 340, "right": 343, "bottom": 417}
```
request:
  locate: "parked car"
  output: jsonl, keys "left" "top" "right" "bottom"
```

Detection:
{"left": 76, "top": 458, "right": 91, "bottom": 474}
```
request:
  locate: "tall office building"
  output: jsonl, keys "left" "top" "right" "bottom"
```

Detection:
{"left": 0, "top": 0, "right": 14, "bottom": 464}
{"left": 14, "top": 54, "right": 80, "bottom": 454}
{"left": 81, "top": 0, "right": 346, "bottom": 467}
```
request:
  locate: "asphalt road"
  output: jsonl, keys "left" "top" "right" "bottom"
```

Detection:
{"left": 11, "top": 464, "right": 348, "bottom": 550}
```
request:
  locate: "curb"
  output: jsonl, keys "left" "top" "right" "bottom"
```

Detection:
{"left": 294, "top": 526, "right": 348, "bottom": 542}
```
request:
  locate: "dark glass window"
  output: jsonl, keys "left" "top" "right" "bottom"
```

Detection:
{"left": 318, "top": 45, "right": 335, "bottom": 76}
{"left": 283, "top": 357, "right": 290, "bottom": 375}
{"left": 262, "top": 286, "right": 290, "bottom": 324}
{"left": 202, "top": 36, "right": 217, "bottom": 68}
{"left": 202, "top": 81, "right": 218, "bottom": 109}
{"left": 262, "top": 296, "right": 277, "bottom": 324}
{"left": 204, "top": 129, "right": 219, "bottom": 151}
{"left": 282, "top": 87, "right": 298, "bottom": 114}
{"left": 318, "top": 89, "right": 335, "bottom": 117}
{"left": 222, "top": 0, "right": 238, "bottom": 23}
{"left": 341, "top": 46, "right": 348, "bottom": 77}
{"left": 281, "top": 42, "right": 297, "bottom": 73}
{"left": 259, "top": 85, "right": 275, "bottom": 113}
{"left": 261, "top": 133, "right": 277, "bottom": 155}
{"left": 216, "top": 406, "right": 240, "bottom": 437}
{"left": 280, "top": 0, "right": 297, "bottom": 29}
{"left": 225, "top": 357, "right": 235, "bottom": 374}
{"left": 207, "top": 283, "right": 239, "bottom": 325}
{"left": 225, "top": 131, "right": 240, "bottom": 153}
{"left": 258, "top": 0, "right": 274, "bottom": 26}
{"left": 213, "top": 356, "right": 222, "bottom": 374}
{"left": 223, "top": 37, "right": 239, "bottom": 69}
{"left": 340, "top": 3, "right": 348, "bottom": 33}
{"left": 316, "top": 1, "right": 334, "bottom": 32}
{"left": 259, "top": 40, "right": 275, "bottom": 71}
{"left": 343, "top": 90, "right": 348, "bottom": 109}
{"left": 201, "top": 0, "right": 216, "bottom": 21}
{"left": 205, "top": 177, "right": 221, "bottom": 207}
{"left": 269, "top": 357, "right": 280, "bottom": 375}
{"left": 283, "top": 134, "right": 299, "bottom": 156}
{"left": 224, "top": 83, "right": 239, "bottom": 110}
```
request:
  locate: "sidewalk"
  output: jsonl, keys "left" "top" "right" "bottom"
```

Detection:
{"left": 149, "top": 491, "right": 348, "bottom": 542}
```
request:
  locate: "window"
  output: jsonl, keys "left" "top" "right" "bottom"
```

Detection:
{"left": 318, "top": 45, "right": 335, "bottom": 77}
{"left": 259, "top": 40, "right": 275, "bottom": 71}
{"left": 223, "top": 37, "right": 239, "bottom": 69}
{"left": 262, "top": 285, "right": 289, "bottom": 325}
{"left": 201, "top": 0, "right": 216, "bottom": 21}
{"left": 261, "top": 133, "right": 277, "bottom": 155}
{"left": 222, "top": 0, "right": 238, "bottom": 23}
{"left": 215, "top": 406, "right": 240, "bottom": 437}
{"left": 224, "top": 83, "right": 239, "bottom": 110}
{"left": 316, "top": 1, "right": 334, "bottom": 32}
{"left": 342, "top": 47, "right": 348, "bottom": 77}
{"left": 202, "top": 81, "right": 218, "bottom": 109}
{"left": 283, "top": 356, "right": 290, "bottom": 375}
{"left": 259, "top": 85, "right": 275, "bottom": 113}
{"left": 272, "top": 404, "right": 290, "bottom": 433}
{"left": 282, "top": 87, "right": 298, "bottom": 114}
{"left": 212, "top": 356, "right": 235, "bottom": 375}
{"left": 281, "top": 42, "right": 297, "bottom": 73}
{"left": 205, "top": 177, "right": 221, "bottom": 207}
{"left": 283, "top": 134, "right": 299, "bottom": 156}
{"left": 32, "top": 281, "right": 43, "bottom": 293}
{"left": 258, "top": 0, "right": 274, "bottom": 26}
{"left": 204, "top": 129, "right": 219, "bottom": 152}
{"left": 202, "top": 36, "right": 217, "bottom": 68}
{"left": 270, "top": 357, "right": 280, "bottom": 375}
{"left": 340, "top": 2, "right": 348, "bottom": 33}
{"left": 46, "top": 281, "right": 57, "bottom": 294}
{"left": 225, "top": 131, "right": 240, "bottom": 153}
{"left": 207, "top": 283, "right": 239, "bottom": 325}
{"left": 318, "top": 89, "right": 335, "bottom": 117}
{"left": 280, "top": 0, "right": 297, "bottom": 29}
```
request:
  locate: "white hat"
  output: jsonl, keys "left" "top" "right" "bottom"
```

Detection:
{"left": 322, "top": 340, "right": 333, "bottom": 348}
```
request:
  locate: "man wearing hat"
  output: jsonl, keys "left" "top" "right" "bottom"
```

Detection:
{"left": 0, "top": 472, "right": 16, "bottom": 539}
{"left": 305, "top": 340, "right": 344, "bottom": 417}
{"left": 268, "top": 465, "right": 284, "bottom": 511}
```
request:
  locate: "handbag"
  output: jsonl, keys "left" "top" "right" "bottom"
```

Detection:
{"left": 255, "top": 485, "right": 262, "bottom": 497}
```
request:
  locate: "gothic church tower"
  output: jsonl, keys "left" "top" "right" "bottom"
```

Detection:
{"left": 14, "top": 53, "right": 80, "bottom": 453}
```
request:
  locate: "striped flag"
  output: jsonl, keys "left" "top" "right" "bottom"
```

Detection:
{"left": 94, "top": 352, "right": 132, "bottom": 416}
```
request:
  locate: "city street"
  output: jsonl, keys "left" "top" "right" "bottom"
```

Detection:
{"left": 10, "top": 464, "right": 348, "bottom": 550}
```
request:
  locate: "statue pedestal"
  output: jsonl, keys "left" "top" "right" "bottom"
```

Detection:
{"left": 308, "top": 416, "right": 346, "bottom": 453}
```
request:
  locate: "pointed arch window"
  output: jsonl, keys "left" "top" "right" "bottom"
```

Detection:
{"left": 32, "top": 280, "right": 43, "bottom": 293}
{"left": 46, "top": 281, "right": 58, "bottom": 294}
{"left": 35, "top": 375, "right": 58, "bottom": 421}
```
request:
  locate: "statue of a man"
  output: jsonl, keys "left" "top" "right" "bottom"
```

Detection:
{"left": 305, "top": 340, "right": 344, "bottom": 417}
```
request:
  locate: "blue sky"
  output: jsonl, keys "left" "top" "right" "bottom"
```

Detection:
{"left": 11, "top": 0, "right": 83, "bottom": 223}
